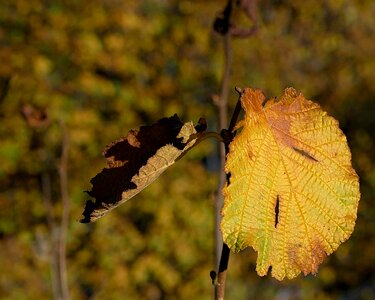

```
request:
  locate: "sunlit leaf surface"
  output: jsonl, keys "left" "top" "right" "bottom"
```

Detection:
{"left": 221, "top": 87, "right": 360, "bottom": 280}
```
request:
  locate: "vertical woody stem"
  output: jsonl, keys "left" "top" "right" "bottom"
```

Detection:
{"left": 215, "top": 88, "right": 243, "bottom": 300}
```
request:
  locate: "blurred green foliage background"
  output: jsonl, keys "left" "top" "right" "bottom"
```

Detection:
{"left": 0, "top": 0, "right": 374, "bottom": 299}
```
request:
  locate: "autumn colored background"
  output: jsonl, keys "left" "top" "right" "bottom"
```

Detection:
{"left": 0, "top": 0, "right": 374, "bottom": 299}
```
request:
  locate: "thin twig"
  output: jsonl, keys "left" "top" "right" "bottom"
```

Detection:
{"left": 42, "top": 172, "right": 60, "bottom": 300}
{"left": 212, "top": 0, "right": 257, "bottom": 297}
{"left": 215, "top": 0, "right": 233, "bottom": 269}
{"left": 228, "top": 87, "right": 243, "bottom": 133}
{"left": 58, "top": 121, "right": 70, "bottom": 300}
{"left": 213, "top": 1, "right": 234, "bottom": 299}
{"left": 215, "top": 88, "right": 243, "bottom": 300}
{"left": 216, "top": 243, "right": 231, "bottom": 300}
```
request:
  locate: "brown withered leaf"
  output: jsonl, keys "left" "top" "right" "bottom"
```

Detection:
{"left": 81, "top": 115, "right": 206, "bottom": 223}
{"left": 21, "top": 104, "right": 49, "bottom": 128}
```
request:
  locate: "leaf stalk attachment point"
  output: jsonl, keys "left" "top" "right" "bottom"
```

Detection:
{"left": 215, "top": 87, "right": 244, "bottom": 300}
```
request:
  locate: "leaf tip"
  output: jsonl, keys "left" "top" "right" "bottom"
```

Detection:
{"left": 80, "top": 199, "right": 96, "bottom": 223}
{"left": 283, "top": 87, "right": 299, "bottom": 98}
{"left": 241, "top": 88, "right": 265, "bottom": 113}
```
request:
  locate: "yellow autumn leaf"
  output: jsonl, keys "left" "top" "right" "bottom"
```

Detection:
{"left": 221, "top": 87, "right": 360, "bottom": 280}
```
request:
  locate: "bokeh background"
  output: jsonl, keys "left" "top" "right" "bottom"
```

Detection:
{"left": 1, "top": 0, "right": 374, "bottom": 299}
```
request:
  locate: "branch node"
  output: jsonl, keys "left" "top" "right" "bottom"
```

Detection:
{"left": 210, "top": 270, "right": 217, "bottom": 285}
{"left": 221, "top": 129, "right": 233, "bottom": 144}
{"left": 235, "top": 86, "right": 243, "bottom": 95}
